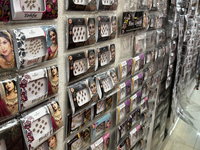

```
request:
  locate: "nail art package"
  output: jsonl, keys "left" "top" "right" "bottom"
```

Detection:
{"left": 91, "top": 113, "right": 111, "bottom": 142}
{"left": 94, "top": 95, "right": 112, "bottom": 117}
{"left": 132, "top": 75, "right": 139, "bottom": 92}
{"left": 117, "top": 80, "right": 132, "bottom": 104}
{"left": 66, "top": 0, "right": 97, "bottom": 11}
{"left": 0, "top": 1, "right": 10, "bottom": 22}
{"left": 96, "top": 16, "right": 116, "bottom": 42}
{"left": 95, "top": 68, "right": 118, "bottom": 99}
{"left": 117, "top": 136, "right": 131, "bottom": 150}
{"left": 118, "top": 58, "right": 134, "bottom": 82}
{"left": 66, "top": 17, "right": 96, "bottom": 49}
{"left": 67, "top": 127, "right": 91, "bottom": 150}
{"left": 19, "top": 68, "right": 48, "bottom": 111}
{"left": 10, "top": 0, "right": 58, "bottom": 21}
{"left": 121, "top": 12, "right": 144, "bottom": 34}
{"left": 135, "top": 34, "right": 146, "bottom": 55}
{"left": 117, "top": 121, "right": 127, "bottom": 143}
{"left": 67, "top": 49, "right": 97, "bottom": 82}
{"left": 139, "top": 54, "right": 145, "bottom": 70}
{"left": 97, "top": 44, "right": 115, "bottom": 69}
{"left": 0, "top": 76, "right": 19, "bottom": 121}
{"left": 146, "top": 31, "right": 156, "bottom": 49}
{"left": 97, "top": 0, "right": 118, "bottom": 10}
{"left": 134, "top": 56, "right": 141, "bottom": 72}
{"left": 130, "top": 125, "right": 141, "bottom": 148}
{"left": 13, "top": 25, "right": 58, "bottom": 69}
{"left": 90, "top": 132, "right": 110, "bottom": 150}
{"left": 68, "top": 77, "right": 99, "bottom": 114}
{"left": 67, "top": 107, "right": 94, "bottom": 135}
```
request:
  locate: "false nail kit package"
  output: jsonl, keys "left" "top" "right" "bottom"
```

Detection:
{"left": 90, "top": 132, "right": 110, "bottom": 150}
{"left": 117, "top": 80, "right": 132, "bottom": 104}
{"left": 118, "top": 58, "right": 134, "bottom": 82}
{"left": 117, "top": 121, "right": 127, "bottom": 143}
{"left": 135, "top": 34, "right": 146, "bottom": 55}
{"left": 97, "top": 44, "right": 115, "bottom": 69}
{"left": 0, "top": 76, "right": 19, "bottom": 121}
{"left": 19, "top": 68, "right": 48, "bottom": 111}
{"left": 97, "top": 0, "right": 118, "bottom": 10}
{"left": 67, "top": 107, "right": 94, "bottom": 136}
{"left": 10, "top": 0, "right": 58, "bottom": 21}
{"left": 66, "top": 17, "right": 96, "bottom": 49}
{"left": 67, "top": 49, "right": 98, "bottom": 82}
{"left": 21, "top": 98, "right": 63, "bottom": 150}
{"left": 68, "top": 77, "right": 99, "bottom": 114}
{"left": 94, "top": 95, "right": 113, "bottom": 118}
{"left": 95, "top": 68, "right": 118, "bottom": 99}
{"left": 0, "top": 1, "right": 10, "bottom": 22}
{"left": 35, "top": 134, "right": 58, "bottom": 150}
{"left": 130, "top": 125, "right": 141, "bottom": 148}
{"left": 66, "top": 0, "right": 97, "bottom": 11}
{"left": 13, "top": 25, "right": 58, "bottom": 70}
{"left": 116, "top": 99, "right": 131, "bottom": 124}
{"left": 91, "top": 113, "right": 111, "bottom": 142}
{"left": 96, "top": 16, "right": 116, "bottom": 42}
{"left": 67, "top": 127, "right": 91, "bottom": 150}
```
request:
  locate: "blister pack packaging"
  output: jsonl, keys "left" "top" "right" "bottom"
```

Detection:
{"left": 116, "top": 99, "right": 131, "bottom": 124}
{"left": 19, "top": 68, "right": 48, "bottom": 111}
{"left": 139, "top": 53, "right": 145, "bottom": 70}
{"left": 91, "top": 113, "right": 111, "bottom": 142}
{"left": 0, "top": 30, "right": 16, "bottom": 72}
{"left": 132, "top": 75, "right": 139, "bottom": 92}
{"left": 67, "top": 49, "right": 97, "bottom": 82}
{"left": 121, "top": 12, "right": 144, "bottom": 34}
{"left": 97, "top": 44, "right": 115, "bottom": 69}
{"left": 90, "top": 132, "right": 110, "bottom": 150}
{"left": 67, "top": 127, "right": 91, "bottom": 150}
{"left": 66, "top": 0, "right": 97, "bottom": 11}
{"left": 118, "top": 58, "right": 134, "bottom": 82}
{"left": 10, "top": 0, "right": 58, "bottom": 21}
{"left": 67, "top": 107, "right": 94, "bottom": 136}
{"left": 13, "top": 25, "right": 58, "bottom": 70}
{"left": 117, "top": 79, "right": 132, "bottom": 104}
{"left": 20, "top": 106, "right": 53, "bottom": 150}
{"left": 96, "top": 16, "right": 116, "bottom": 42}
{"left": 97, "top": 0, "right": 118, "bottom": 10}
{"left": 0, "top": 119, "right": 24, "bottom": 149}
{"left": 117, "top": 121, "right": 127, "bottom": 143}
{"left": 143, "top": 68, "right": 150, "bottom": 81}
{"left": 129, "top": 125, "right": 141, "bottom": 148}
{"left": 0, "top": 76, "right": 19, "bottom": 121}
{"left": 146, "top": 31, "right": 156, "bottom": 50}
{"left": 94, "top": 95, "right": 112, "bottom": 117}
{"left": 66, "top": 17, "right": 96, "bottom": 50}
{"left": 133, "top": 56, "right": 141, "bottom": 73}
{"left": 95, "top": 68, "right": 118, "bottom": 99}
{"left": 135, "top": 34, "right": 146, "bottom": 55}
{"left": 117, "top": 136, "right": 131, "bottom": 150}
{"left": 0, "top": 1, "right": 10, "bottom": 22}
{"left": 68, "top": 77, "right": 99, "bottom": 114}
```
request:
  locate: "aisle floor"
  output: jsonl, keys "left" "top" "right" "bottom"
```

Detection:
{"left": 163, "top": 90, "right": 200, "bottom": 150}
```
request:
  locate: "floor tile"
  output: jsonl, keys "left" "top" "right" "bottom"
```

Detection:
{"left": 170, "top": 119, "right": 198, "bottom": 147}
{"left": 163, "top": 139, "right": 193, "bottom": 150}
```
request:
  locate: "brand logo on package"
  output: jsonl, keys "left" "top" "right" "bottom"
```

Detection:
{"left": 24, "top": 13, "right": 37, "bottom": 18}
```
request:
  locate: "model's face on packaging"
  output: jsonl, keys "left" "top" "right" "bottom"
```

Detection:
{"left": 90, "top": 82, "right": 97, "bottom": 94}
{"left": 112, "top": 20, "right": 116, "bottom": 32}
{"left": 49, "top": 31, "right": 57, "bottom": 44}
{"left": 0, "top": 37, "right": 12, "bottom": 57}
{"left": 52, "top": 66, "right": 57, "bottom": 76}
{"left": 89, "top": 54, "right": 95, "bottom": 66}
{"left": 48, "top": 135, "right": 56, "bottom": 148}
{"left": 53, "top": 102, "right": 58, "bottom": 111}
{"left": 5, "top": 80, "right": 14, "bottom": 92}
{"left": 89, "top": 23, "right": 95, "bottom": 36}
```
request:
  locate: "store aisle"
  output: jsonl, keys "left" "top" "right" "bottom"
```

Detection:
{"left": 163, "top": 90, "right": 200, "bottom": 150}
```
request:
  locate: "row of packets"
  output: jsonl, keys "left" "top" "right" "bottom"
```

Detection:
{"left": 0, "top": 64, "right": 59, "bottom": 122}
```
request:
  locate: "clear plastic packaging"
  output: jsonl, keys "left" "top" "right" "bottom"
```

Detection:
{"left": 97, "top": 0, "right": 118, "bottom": 10}
{"left": 66, "top": 0, "right": 97, "bottom": 11}
{"left": 68, "top": 77, "right": 99, "bottom": 114}
{"left": 13, "top": 25, "right": 58, "bottom": 69}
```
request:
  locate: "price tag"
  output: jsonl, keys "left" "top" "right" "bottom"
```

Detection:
{"left": 131, "top": 94, "right": 137, "bottom": 100}
{"left": 134, "top": 56, "right": 140, "bottom": 61}
{"left": 133, "top": 76, "right": 138, "bottom": 80}
{"left": 141, "top": 99, "right": 145, "bottom": 105}
{"left": 130, "top": 128, "right": 137, "bottom": 134}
